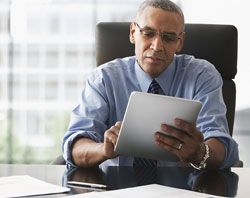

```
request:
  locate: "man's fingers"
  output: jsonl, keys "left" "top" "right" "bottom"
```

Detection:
{"left": 160, "top": 124, "right": 188, "bottom": 142}
{"left": 104, "top": 130, "right": 118, "bottom": 144}
{"left": 174, "top": 119, "right": 196, "bottom": 136}
{"left": 155, "top": 132, "right": 183, "bottom": 149}
{"left": 115, "top": 121, "right": 122, "bottom": 127}
{"left": 104, "top": 122, "right": 122, "bottom": 145}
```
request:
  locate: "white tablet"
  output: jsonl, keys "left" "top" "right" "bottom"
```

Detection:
{"left": 114, "top": 91, "right": 202, "bottom": 161}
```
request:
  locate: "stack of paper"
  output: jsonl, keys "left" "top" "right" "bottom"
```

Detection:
{"left": 0, "top": 175, "right": 70, "bottom": 197}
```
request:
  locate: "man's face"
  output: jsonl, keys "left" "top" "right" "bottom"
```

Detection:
{"left": 130, "top": 7, "right": 185, "bottom": 78}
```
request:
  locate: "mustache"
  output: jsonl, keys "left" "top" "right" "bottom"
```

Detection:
{"left": 144, "top": 50, "right": 166, "bottom": 60}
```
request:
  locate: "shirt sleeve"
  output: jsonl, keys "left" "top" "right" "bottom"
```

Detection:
{"left": 62, "top": 71, "right": 109, "bottom": 167}
{"left": 194, "top": 61, "right": 239, "bottom": 168}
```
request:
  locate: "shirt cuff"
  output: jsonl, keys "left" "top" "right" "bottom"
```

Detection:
{"left": 204, "top": 131, "right": 239, "bottom": 169}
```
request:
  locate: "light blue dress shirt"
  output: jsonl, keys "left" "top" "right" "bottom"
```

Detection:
{"left": 63, "top": 55, "right": 239, "bottom": 169}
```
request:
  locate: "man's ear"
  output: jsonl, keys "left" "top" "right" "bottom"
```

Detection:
{"left": 176, "top": 32, "right": 185, "bottom": 52}
{"left": 129, "top": 22, "right": 136, "bottom": 44}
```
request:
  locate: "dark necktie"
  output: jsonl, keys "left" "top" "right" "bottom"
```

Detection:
{"left": 148, "top": 79, "right": 164, "bottom": 95}
{"left": 133, "top": 79, "right": 163, "bottom": 167}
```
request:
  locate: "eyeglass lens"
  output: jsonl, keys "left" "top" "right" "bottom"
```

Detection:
{"left": 136, "top": 23, "right": 180, "bottom": 43}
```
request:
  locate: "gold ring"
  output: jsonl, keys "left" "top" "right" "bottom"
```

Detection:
{"left": 177, "top": 143, "right": 183, "bottom": 150}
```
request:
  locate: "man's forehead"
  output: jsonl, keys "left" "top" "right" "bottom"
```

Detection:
{"left": 136, "top": 7, "right": 183, "bottom": 32}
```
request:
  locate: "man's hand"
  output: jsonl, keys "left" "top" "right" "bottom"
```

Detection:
{"left": 103, "top": 121, "right": 121, "bottom": 159}
{"left": 72, "top": 121, "right": 121, "bottom": 167}
{"left": 154, "top": 118, "right": 204, "bottom": 163}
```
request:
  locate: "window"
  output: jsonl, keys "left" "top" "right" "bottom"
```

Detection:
{"left": 64, "top": 75, "right": 80, "bottom": 102}
{"left": 45, "top": 45, "right": 59, "bottom": 68}
{"left": 27, "top": 74, "right": 40, "bottom": 100}
{"left": 12, "top": 44, "right": 22, "bottom": 68}
{"left": 48, "top": 14, "right": 60, "bottom": 34}
{"left": 0, "top": 75, "right": 4, "bottom": 100}
{"left": 1, "top": 0, "right": 249, "bottom": 164}
{"left": 0, "top": 47, "right": 4, "bottom": 68}
{"left": 26, "top": 110, "right": 40, "bottom": 136}
{"left": 0, "top": 11, "right": 8, "bottom": 34}
{"left": 12, "top": 74, "right": 23, "bottom": 100}
{"left": 27, "top": 44, "right": 40, "bottom": 68}
{"left": 64, "top": 48, "right": 79, "bottom": 69}
{"left": 45, "top": 75, "right": 58, "bottom": 100}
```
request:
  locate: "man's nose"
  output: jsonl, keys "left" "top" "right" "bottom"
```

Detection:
{"left": 150, "top": 34, "right": 164, "bottom": 51}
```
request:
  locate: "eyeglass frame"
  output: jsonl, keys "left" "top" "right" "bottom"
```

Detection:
{"left": 134, "top": 22, "right": 184, "bottom": 44}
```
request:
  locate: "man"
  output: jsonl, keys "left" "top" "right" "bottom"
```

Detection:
{"left": 63, "top": 0, "right": 239, "bottom": 169}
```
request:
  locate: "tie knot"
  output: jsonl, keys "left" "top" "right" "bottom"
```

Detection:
{"left": 148, "top": 79, "right": 162, "bottom": 94}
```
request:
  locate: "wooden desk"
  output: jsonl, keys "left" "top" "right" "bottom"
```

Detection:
{"left": 0, "top": 164, "right": 249, "bottom": 197}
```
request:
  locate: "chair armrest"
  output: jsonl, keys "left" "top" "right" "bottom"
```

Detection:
{"left": 233, "top": 160, "right": 243, "bottom": 167}
{"left": 50, "top": 155, "right": 66, "bottom": 165}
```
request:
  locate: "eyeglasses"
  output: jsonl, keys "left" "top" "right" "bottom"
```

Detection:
{"left": 135, "top": 22, "right": 183, "bottom": 43}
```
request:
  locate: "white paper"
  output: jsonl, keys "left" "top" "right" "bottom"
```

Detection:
{"left": 67, "top": 184, "right": 225, "bottom": 198}
{"left": 0, "top": 175, "right": 70, "bottom": 197}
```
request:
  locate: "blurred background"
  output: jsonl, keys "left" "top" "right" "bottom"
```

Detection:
{"left": 0, "top": 0, "right": 249, "bottom": 165}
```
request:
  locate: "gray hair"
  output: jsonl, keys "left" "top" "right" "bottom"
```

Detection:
{"left": 137, "top": 0, "right": 184, "bottom": 24}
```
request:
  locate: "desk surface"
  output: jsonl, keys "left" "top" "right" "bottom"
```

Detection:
{"left": 0, "top": 164, "right": 249, "bottom": 197}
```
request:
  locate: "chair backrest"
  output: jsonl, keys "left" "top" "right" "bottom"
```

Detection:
{"left": 96, "top": 22, "right": 237, "bottom": 135}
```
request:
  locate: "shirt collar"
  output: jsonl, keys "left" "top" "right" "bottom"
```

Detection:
{"left": 135, "top": 56, "right": 176, "bottom": 95}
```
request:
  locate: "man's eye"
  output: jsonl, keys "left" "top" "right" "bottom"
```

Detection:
{"left": 142, "top": 30, "right": 155, "bottom": 38}
{"left": 162, "top": 34, "right": 177, "bottom": 42}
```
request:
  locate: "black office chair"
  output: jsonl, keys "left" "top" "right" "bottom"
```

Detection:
{"left": 52, "top": 22, "right": 241, "bottom": 166}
